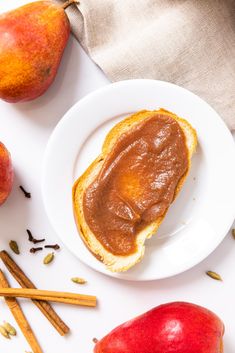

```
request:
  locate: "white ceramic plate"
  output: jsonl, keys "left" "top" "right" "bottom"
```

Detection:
{"left": 42, "top": 79, "right": 235, "bottom": 281}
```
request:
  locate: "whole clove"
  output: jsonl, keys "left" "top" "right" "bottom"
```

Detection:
{"left": 44, "top": 244, "right": 60, "bottom": 250}
{"left": 32, "top": 238, "right": 45, "bottom": 244}
{"left": 19, "top": 186, "right": 31, "bottom": 198}
{"left": 26, "top": 229, "right": 45, "bottom": 244}
{"left": 30, "top": 247, "right": 43, "bottom": 254}
{"left": 26, "top": 229, "right": 34, "bottom": 242}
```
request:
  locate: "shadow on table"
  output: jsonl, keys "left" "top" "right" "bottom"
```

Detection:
{"left": 224, "top": 337, "right": 234, "bottom": 353}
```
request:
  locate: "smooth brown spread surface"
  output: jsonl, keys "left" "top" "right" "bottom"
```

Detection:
{"left": 83, "top": 113, "right": 189, "bottom": 256}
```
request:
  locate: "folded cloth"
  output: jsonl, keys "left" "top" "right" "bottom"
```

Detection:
{"left": 55, "top": 0, "right": 235, "bottom": 130}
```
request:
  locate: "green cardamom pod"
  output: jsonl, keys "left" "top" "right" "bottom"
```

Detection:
{"left": 9, "top": 240, "right": 20, "bottom": 255}
{"left": 206, "top": 271, "right": 222, "bottom": 281}
{"left": 71, "top": 277, "right": 87, "bottom": 284}
{"left": 0, "top": 325, "right": 10, "bottom": 339}
{"left": 43, "top": 252, "right": 54, "bottom": 265}
{"left": 3, "top": 321, "right": 17, "bottom": 336}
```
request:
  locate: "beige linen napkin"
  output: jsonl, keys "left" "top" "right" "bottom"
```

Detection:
{"left": 56, "top": 0, "right": 235, "bottom": 130}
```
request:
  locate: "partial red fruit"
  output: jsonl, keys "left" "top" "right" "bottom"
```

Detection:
{"left": 0, "top": 1, "right": 70, "bottom": 102}
{"left": 0, "top": 142, "right": 13, "bottom": 205}
{"left": 94, "top": 302, "right": 224, "bottom": 353}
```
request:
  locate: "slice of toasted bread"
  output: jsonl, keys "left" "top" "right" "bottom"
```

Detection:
{"left": 73, "top": 109, "right": 197, "bottom": 272}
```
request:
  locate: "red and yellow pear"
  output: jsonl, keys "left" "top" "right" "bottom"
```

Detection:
{"left": 0, "top": 142, "right": 14, "bottom": 205}
{"left": 0, "top": 1, "right": 74, "bottom": 102}
{"left": 94, "top": 302, "right": 224, "bottom": 353}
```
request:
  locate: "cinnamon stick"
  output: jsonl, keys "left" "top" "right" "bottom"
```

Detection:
{"left": 0, "top": 250, "right": 69, "bottom": 336}
{"left": 0, "top": 288, "right": 97, "bottom": 307}
{"left": 0, "top": 270, "right": 43, "bottom": 353}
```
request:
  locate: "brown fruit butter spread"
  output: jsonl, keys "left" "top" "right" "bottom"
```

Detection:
{"left": 83, "top": 112, "right": 189, "bottom": 256}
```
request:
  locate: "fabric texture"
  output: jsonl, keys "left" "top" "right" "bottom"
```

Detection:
{"left": 55, "top": 0, "right": 235, "bottom": 130}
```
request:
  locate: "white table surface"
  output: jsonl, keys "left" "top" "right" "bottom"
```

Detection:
{"left": 1, "top": 2, "right": 235, "bottom": 352}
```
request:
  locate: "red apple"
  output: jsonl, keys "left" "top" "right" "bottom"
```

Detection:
{"left": 0, "top": 142, "right": 13, "bottom": 205}
{"left": 94, "top": 302, "right": 224, "bottom": 353}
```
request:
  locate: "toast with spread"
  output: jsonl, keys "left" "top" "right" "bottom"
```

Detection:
{"left": 73, "top": 109, "right": 197, "bottom": 272}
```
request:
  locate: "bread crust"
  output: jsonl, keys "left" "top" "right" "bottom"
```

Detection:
{"left": 72, "top": 109, "right": 197, "bottom": 272}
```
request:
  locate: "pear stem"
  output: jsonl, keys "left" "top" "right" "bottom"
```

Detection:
{"left": 62, "top": 0, "right": 79, "bottom": 10}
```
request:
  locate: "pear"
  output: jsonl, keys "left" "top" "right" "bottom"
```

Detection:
{"left": 94, "top": 302, "right": 224, "bottom": 353}
{"left": 0, "top": 142, "right": 13, "bottom": 205}
{"left": 0, "top": 1, "right": 75, "bottom": 103}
